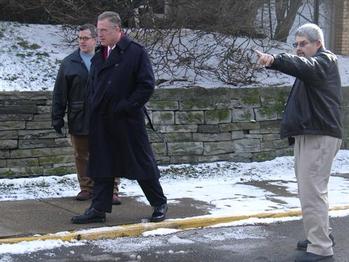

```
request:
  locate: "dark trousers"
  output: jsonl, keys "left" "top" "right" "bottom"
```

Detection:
{"left": 91, "top": 177, "right": 167, "bottom": 213}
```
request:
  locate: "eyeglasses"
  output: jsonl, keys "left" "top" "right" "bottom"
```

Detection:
{"left": 292, "top": 40, "right": 311, "bottom": 48}
{"left": 78, "top": 36, "right": 93, "bottom": 41}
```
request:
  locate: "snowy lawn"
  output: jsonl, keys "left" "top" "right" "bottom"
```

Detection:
{"left": 1, "top": 150, "right": 348, "bottom": 217}
{"left": 1, "top": 22, "right": 349, "bottom": 91}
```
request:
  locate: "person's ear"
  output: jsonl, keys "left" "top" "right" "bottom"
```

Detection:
{"left": 315, "top": 40, "right": 322, "bottom": 49}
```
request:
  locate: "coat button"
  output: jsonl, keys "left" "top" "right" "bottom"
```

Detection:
{"left": 115, "top": 64, "right": 119, "bottom": 67}
{"left": 108, "top": 80, "right": 112, "bottom": 85}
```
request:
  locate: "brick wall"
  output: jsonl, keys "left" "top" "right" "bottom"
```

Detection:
{"left": 1, "top": 87, "right": 349, "bottom": 178}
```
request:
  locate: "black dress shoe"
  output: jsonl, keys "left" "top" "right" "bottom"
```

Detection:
{"left": 150, "top": 203, "right": 168, "bottom": 222}
{"left": 297, "top": 234, "right": 335, "bottom": 251}
{"left": 295, "top": 252, "right": 333, "bottom": 262}
{"left": 71, "top": 208, "right": 106, "bottom": 224}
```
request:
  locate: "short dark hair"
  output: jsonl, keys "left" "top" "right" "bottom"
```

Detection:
{"left": 79, "top": 24, "right": 97, "bottom": 38}
{"left": 98, "top": 11, "right": 122, "bottom": 27}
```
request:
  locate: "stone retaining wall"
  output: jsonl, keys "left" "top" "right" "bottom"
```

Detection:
{"left": 1, "top": 87, "right": 348, "bottom": 178}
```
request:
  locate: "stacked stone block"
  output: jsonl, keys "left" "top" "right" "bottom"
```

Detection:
{"left": 1, "top": 87, "right": 348, "bottom": 177}
{"left": 148, "top": 86, "right": 292, "bottom": 164}
{"left": 0, "top": 92, "right": 75, "bottom": 178}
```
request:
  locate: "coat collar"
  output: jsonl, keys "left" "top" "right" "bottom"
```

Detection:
{"left": 316, "top": 46, "right": 325, "bottom": 55}
{"left": 70, "top": 49, "right": 83, "bottom": 63}
{"left": 100, "top": 35, "right": 132, "bottom": 55}
{"left": 93, "top": 35, "right": 132, "bottom": 63}
{"left": 115, "top": 34, "right": 132, "bottom": 51}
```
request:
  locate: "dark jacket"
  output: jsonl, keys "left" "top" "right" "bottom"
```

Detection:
{"left": 52, "top": 49, "right": 90, "bottom": 135}
{"left": 87, "top": 36, "right": 159, "bottom": 180}
{"left": 269, "top": 48, "right": 343, "bottom": 140}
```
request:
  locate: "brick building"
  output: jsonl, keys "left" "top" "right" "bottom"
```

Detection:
{"left": 332, "top": 0, "right": 349, "bottom": 55}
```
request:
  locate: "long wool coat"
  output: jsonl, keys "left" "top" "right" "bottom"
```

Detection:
{"left": 87, "top": 36, "right": 160, "bottom": 181}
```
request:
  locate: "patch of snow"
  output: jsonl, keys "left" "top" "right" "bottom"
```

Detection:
{"left": 0, "top": 240, "right": 83, "bottom": 255}
{"left": 94, "top": 237, "right": 162, "bottom": 253}
{"left": 142, "top": 228, "right": 181, "bottom": 237}
{"left": 167, "top": 235, "right": 194, "bottom": 244}
{"left": 0, "top": 22, "right": 73, "bottom": 91}
{"left": 0, "top": 174, "right": 79, "bottom": 201}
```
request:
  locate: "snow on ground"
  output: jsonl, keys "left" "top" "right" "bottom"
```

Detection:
{"left": 0, "top": 240, "right": 83, "bottom": 256}
{"left": 0, "top": 151, "right": 348, "bottom": 255}
{"left": 1, "top": 150, "right": 349, "bottom": 216}
{"left": 0, "top": 22, "right": 74, "bottom": 91}
{"left": 1, "top": 21, "right": 349, "bottom": 91}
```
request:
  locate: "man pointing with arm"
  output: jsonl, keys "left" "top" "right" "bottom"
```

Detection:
{"left": 256, "top": 23, "right": 342, "bottom": 262}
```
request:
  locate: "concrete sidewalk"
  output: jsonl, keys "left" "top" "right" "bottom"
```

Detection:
{"left": 0, "top": 195, "right": 210, "bottom": 240}
{"left": 2, "top": 192, "right": 349, "bottom": 245}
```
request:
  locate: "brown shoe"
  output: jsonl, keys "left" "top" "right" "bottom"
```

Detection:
{"left": 112, "top": 193, "right": 122, "bottom": 205}
{"left": 76, "top": 190, "right": 92, "bottom": 201}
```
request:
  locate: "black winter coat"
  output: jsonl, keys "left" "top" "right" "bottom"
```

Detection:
{"left": 52, "top": 49, "right": 90, "bottom": 135}
{"left": 87, "top": 36, "right": 160, "bottom": 180}
{"left": 270, "top": 48, "right": 343, "bottom": 139}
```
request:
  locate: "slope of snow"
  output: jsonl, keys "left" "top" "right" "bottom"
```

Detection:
{"left": 1, "top": 21, "right": 349, "bottom": 91}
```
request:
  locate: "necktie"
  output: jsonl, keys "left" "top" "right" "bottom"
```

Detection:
{"left": 107, "top": 48, "right": 112, "bottom": 58}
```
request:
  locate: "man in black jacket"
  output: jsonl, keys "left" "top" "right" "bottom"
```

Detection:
{"left": 52, "top": 24, "right": 121, "bottom": 204}
{"left": 256, "top": 23, "right": 342, "bottom": 262}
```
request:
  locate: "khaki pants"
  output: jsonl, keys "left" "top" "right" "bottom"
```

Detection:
{"left": 294, "top": 135, "right": 341, "bottom": 256}
{"left": 70, "top": 135, "right": 120, "bottom": 194}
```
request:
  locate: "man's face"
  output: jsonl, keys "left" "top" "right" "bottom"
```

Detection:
{"left": 294, "top": 36, "right": 321, "bottom": 57}
{"left": 78, "top": 29, "right": 96, "bottom": 54}
{"left": 97, "top": 19, "right": 121, "bottom": 47}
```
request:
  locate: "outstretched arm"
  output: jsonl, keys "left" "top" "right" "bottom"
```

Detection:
{"left": 254, "top": 49, "right": 274, "bottom": 67}
{"left": 254, "top": 49, "right": 332, "bottom": 82}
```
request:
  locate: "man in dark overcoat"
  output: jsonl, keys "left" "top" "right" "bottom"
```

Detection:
{"left": 71, "top": 11, "right": 167, "bottom": 224}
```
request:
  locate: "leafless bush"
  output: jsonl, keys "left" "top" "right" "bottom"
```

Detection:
{"left": 2, "top": 0, "right": 317, "bottom": 85}
{"left": 125, "top": 28, "right": 279, "bottom": 86}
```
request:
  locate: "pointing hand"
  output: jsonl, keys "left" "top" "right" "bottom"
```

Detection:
{"left": 254, "top": 49, "right": 274, "bottom": 67}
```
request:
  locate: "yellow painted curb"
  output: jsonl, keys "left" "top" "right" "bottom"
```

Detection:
{"left": 1, "top": 204, "right": 349, "bottom": 244}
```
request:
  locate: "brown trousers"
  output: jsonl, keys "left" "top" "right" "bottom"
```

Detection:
{"left": 70, "top": 135, "right": 120, "bottom": 193}
{"left": 294, "top": 135, "right": 341, "bottom": 256}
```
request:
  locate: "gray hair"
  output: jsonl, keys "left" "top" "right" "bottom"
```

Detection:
{"left": 98, "top": 11, "right": 122, "bottom": 27}
{"left": 295, "top": 23, "right": 325, "bottom": 48}
{"left": 79, "top": 24, "right": 97, "bottom": 38}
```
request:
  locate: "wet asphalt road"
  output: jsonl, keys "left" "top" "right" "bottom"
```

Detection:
{"left": 3, "top": 216, "right": 349, "bottom": 262}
